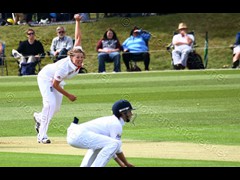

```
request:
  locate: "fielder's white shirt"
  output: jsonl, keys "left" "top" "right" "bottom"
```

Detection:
{"left": 80, "top": 115, "right": 125, "bottom": 140}
{"left": 38, "top": 56, "right": 79, "bottom": 84}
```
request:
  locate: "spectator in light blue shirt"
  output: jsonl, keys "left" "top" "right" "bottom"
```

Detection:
{"left": 122, "top": 26, "right": 151, "bottom": 71}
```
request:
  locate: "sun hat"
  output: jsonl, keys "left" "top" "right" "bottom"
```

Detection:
{"left": 177, "top": 23, "right": 188, "bottom": 30}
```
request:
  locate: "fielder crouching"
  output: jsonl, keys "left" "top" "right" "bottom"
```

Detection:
{"left": 67, "top": 99, "right": 136, "bottom": 167}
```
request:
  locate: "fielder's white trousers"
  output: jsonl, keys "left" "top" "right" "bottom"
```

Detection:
{"left": 37, "top": 76, "right": 63, "bottom": 141}
{"left": 67, "top": 123, "right": 121, "bottom": 167}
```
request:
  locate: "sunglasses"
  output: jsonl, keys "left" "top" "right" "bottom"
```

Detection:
{"left": 27, "top": 33, "right": 35, "bottom": 35}
{"left": 58, "top": 31, "right": 65, "bottom": 34}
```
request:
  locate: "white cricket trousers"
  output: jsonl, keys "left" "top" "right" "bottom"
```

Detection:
{"left": 67, "top": 123, "right": 122, "bottom": 167}
{"left": 37, "top": 76, "right": 63, "bottom": 141}
{"left": 172, "top": 47, "right": 192, "bottom": 67}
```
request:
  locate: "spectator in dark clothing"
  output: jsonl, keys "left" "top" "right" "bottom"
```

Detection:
{"left": 96, "top": 28, "right": 122, "bottom": 73}
{"left": 15, "top": 28, "right": 45, "bottom": 67}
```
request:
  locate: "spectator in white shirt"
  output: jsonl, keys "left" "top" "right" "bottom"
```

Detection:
{"left": 172, "top": 22, "right": 194, "bottom": 70}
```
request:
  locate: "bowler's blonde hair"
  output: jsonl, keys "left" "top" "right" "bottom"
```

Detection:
{"left": 68, "top": 48, "right": 85, "bottom": 58}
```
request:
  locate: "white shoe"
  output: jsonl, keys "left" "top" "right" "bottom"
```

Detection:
{"left": 38, "top": 138, "right": 51, "bottom": 144}
{"left": 12, "top": 49, "right": 23, "bottom": 59}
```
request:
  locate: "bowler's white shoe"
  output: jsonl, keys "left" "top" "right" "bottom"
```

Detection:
{"left": 38, "top": 138, "right": 51, "bottom": 144}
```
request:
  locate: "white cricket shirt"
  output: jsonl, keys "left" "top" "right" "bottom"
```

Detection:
{"left": 38, "top": 56, "right": 79, "bottom": 83}
{"left": 80, "top": 115, "right": 125, "bottom": 140}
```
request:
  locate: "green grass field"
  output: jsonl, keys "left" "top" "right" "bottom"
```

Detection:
{"left": 0, "top": 69, "right": 240, "bottom": 167}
